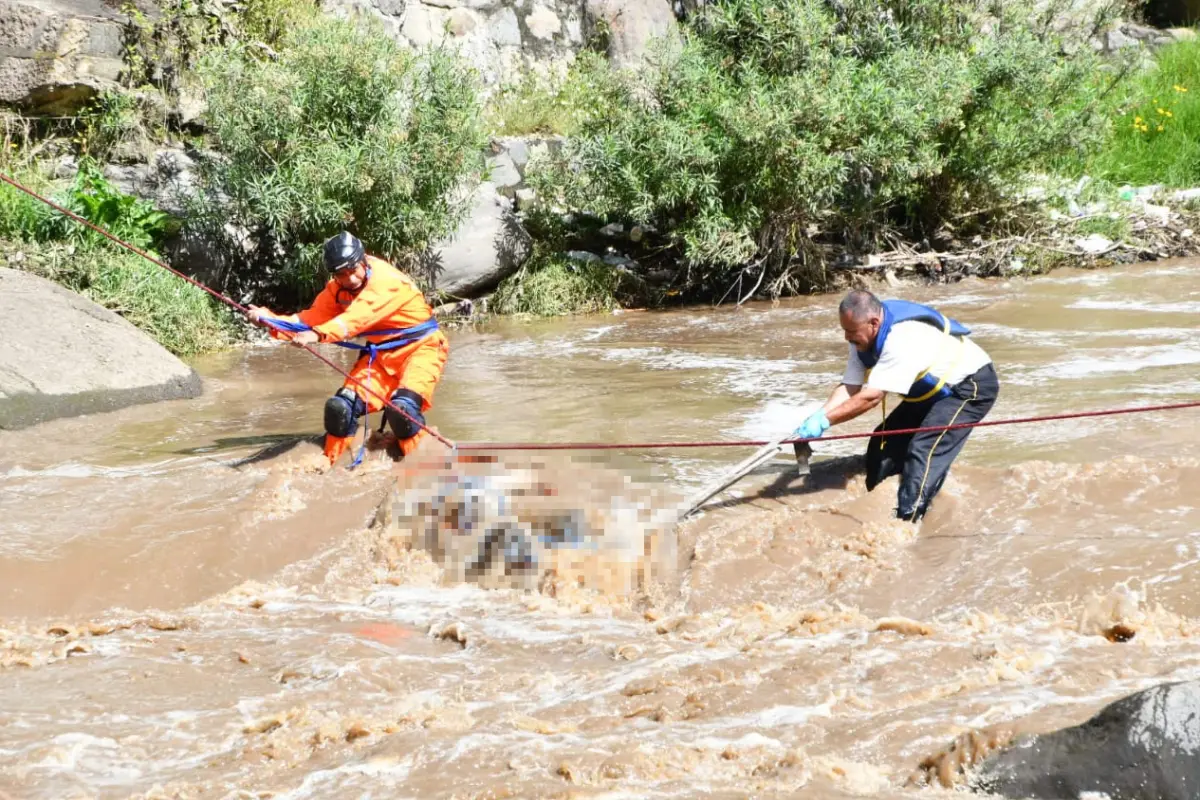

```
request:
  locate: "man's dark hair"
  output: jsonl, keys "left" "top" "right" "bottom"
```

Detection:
{"left": 839, "top": 290, "right": 882, "bottom": 321}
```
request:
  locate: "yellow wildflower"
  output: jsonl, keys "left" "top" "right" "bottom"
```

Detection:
{"left": 1157, "top": 125, "right": 1165, "bottom": 132}
{"left": 1174, "top": 84, "right": 1188, "bottom": 93}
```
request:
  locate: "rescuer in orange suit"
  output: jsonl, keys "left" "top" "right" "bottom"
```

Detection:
{"left": 245, "top": 232, "right": 448, "bottom": 466}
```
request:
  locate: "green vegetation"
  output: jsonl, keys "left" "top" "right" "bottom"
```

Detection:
{"left": 0, "top": 151, "right": 237, "bottom": 356}
{"left": 485, "top": 52, "right": 615, "bottom": 136}
{"left": 531, "top": 0, "right": 1127, "bottom": 299}
{"left": 191, "top": 14, "right": 486, "bottom": 306}
{"left": 492, "top": 251, "right": 623, "bottom": 316}
{"left": 1085, "top": 37, "right": 1200, "bottom": 187}
{"left": 5, "top": 0, "right": 1200, "bottom": 330}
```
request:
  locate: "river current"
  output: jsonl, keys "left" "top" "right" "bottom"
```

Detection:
{"left": 3, "top": 261, "right": 1200, "bottom": 798}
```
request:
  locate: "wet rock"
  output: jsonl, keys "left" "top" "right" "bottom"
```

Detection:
{"left": 429, "top": 181, "right": 532, "bottom": 299}
{"left": 344, "top": 722, "right": 372, "bottom": 742}
{"left": 969, "top": 680, "right": 1200, "bottom": 799}
{"left": 0, "top": 268, "right": 201, "bottom": 429}
{"left": 874, "top": 617, "right": 933, "bottom": 637}
{"left": 613, "top": 643, "right": 642, "bottom": 661}
{"left": 432, "top": 621, "right": 469, "bottom": 647}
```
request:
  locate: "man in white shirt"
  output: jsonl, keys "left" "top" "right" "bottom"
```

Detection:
{"left": 793, "top": 290, "right": 999, "bottom": 522}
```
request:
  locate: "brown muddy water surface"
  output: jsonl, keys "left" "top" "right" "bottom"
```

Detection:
{"left": 4, "top": 261, "right": 1200, "bottom": 798}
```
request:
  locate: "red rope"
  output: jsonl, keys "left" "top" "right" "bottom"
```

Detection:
{"left": 7, "top": 170, "right": 1199, "bottom": 458}
{"left": 0, "top": 172, "right": 455, "bottom": 450}
{"left": 455, "top": 400, "right": 1200, "bottom": 451}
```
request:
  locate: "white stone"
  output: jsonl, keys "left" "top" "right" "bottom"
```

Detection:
{"left": 487, "top": 7, "right": 522, "bottom": 47}
{"left": 565, "top": 16, "right": 582, "bottom": 43}
{"left": 486, "top": 152, "right": 522, "bottom": 190}
{"left": 526, "top": 4, "right": 561, "bottom": 40}
{"left": 1105, "top": 28, "right": 1137, "bottom": 50}
{"left": 502, "top": 138, "right": 530, "bottom": 168}
{"left": 402, "top": 3, "right": 441, "bottom": 47}
{"left": 515, "top": 187, "right": 537, "bottom": 209}
{"left": 447, "top": 8, "right": 481, "bottom": 36}
{"left": 434, "top": 182, "right": 532, "bottom": 297}
{"left": 1074, "top": 234, "right": 1114, "bottom": 254}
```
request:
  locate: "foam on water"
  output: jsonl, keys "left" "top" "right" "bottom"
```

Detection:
{"left": 1068, "top": 298, "right": 1200, "bottom": 314}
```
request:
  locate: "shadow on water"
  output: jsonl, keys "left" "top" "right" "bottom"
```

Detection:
{"left": 174, "top": 433, "right": 322, "bottom": 468}
{"left": 696, "top": 454, "right": 867, "bottom": 514}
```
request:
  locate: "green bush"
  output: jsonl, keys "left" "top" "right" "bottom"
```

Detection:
{"left": 532, "top": 0, "right": 1124, "bottom": 298}
{"left": 492, "top": 252, "right": 622, "bottom": 316}
{"left": 235, "top": 0, "right": 321, "bottom": 49}
{"left": 485, "top": 52, "right": 615, "bottom": 136}
{"left": 193, "top": 14, "right": 486, "bottom": 307}
{"left": 52, "top": 161, "right": 171, "bottom": 250}
{"left": 1086, "top": 37, "right": 1200, "bottom": 188}
{"left": 0, "top": 155, "right": 237, "bottom": 356}
{"left": 0, "top": 159, "right": 169, "bottom": 248}
{"left": 0, "top": 165, "right": 56, "bottom": 242}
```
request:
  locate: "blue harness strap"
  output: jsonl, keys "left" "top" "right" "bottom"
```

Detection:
{"left": 260, "top": 315, "right": 440, "bottom": 468}
{"left": 857, "top": 300, "right": 971, "bottom": 403}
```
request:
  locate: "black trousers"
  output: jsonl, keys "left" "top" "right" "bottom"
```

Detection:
{"left": 865, "top": 364, "right": 999, "bottom": 521}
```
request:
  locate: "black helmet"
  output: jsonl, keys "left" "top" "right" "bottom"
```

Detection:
{"left": 323, "top": 232, "right": 365, "bottom": 272}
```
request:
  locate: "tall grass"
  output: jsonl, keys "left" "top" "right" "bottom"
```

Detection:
{"left": 13, "top": 243, "right": 239, "bottom": 357}
{"left": 485, "top": 52, "right": 613, "bottom": 136}
{"left": 0, "top": 147, "right": 238, "bottom": 356}
{"left": 492, "top": 253, "right": 622, "bottom": 316}
{"left": 1087, "top": 36, "right": 1200, "bottom": 187}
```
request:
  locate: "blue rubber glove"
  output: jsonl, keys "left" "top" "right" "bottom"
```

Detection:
{"left": 793, "top": 409, "right": 830, "bottom": 440}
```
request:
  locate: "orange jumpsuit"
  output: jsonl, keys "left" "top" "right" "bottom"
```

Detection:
{"left": 268, "top": 256, "right": 449, "bottom": 462}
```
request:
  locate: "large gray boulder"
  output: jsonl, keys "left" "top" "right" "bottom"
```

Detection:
{"left": 971, "top": 679, "right": 1200, "bottom": 799}
{"left": 0, "top": 268, "right": 201, "bottom": 429}
{"left": 584, "top": 0, "right": 678, "bottom": 68}
{"left": 0, "top": 0, "right": 125, "bottom": 115}
{"left": 429, "top": 181, "right": 531, "bottom": 299}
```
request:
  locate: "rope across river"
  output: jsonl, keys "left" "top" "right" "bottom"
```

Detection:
{"left": 5, "top": 170, "right": 1199, "bottom": 456}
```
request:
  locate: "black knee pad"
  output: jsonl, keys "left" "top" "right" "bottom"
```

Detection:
{"left": 324, "top": 388, "right": 365, "bottom": 437}
{"left": 384, "top": 388, "right": 426, "bottom": 440}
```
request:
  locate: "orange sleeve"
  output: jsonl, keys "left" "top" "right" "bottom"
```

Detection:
{"left": 263, "top": 285, "right": 342, "bottom": 341}
{"left": 313, "top": 279, "right": 423, "bottom": 342}
{"left": 295, "top": 284, "right": 342, "bottom": 329}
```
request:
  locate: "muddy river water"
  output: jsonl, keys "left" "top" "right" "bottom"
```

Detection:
{"left": 4, "top": 261, "right": 1200, "bottom": 798}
